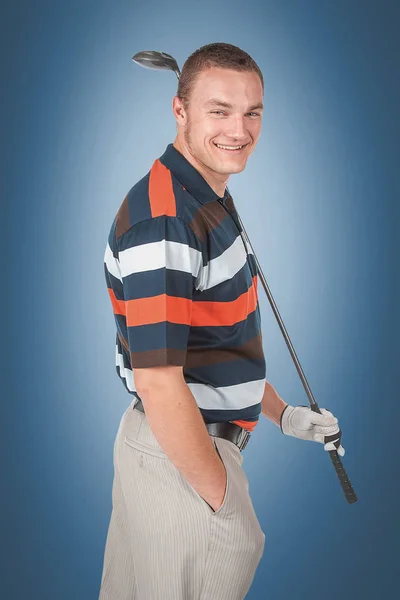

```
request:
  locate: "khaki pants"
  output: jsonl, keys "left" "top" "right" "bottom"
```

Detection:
{"left": 98, "top": 400, "right": 265, "bottom": 600}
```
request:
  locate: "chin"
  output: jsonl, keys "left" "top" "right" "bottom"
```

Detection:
{"left": 220, "top": 162, "right": 247, "bottom": 174}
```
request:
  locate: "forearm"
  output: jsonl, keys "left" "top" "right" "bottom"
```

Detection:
{"left": 261, "top": 380, "right": 288, "bottom": 426}
{"left": 138, "top": 378, "right": 226, "bottom": 505}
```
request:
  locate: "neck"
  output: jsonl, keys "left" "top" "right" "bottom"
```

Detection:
{"left": 173, "top": 136, "right": 229, "bottom": 197}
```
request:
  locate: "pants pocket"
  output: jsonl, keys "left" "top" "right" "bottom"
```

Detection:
{"left": 124, "top": 423, "right": 234, "bottom": 517}
{"left": 124, "top": 434, "right": 168, "bottom": 459}
{"left": 207, "top": 436, "right": 231, "bottom": 516}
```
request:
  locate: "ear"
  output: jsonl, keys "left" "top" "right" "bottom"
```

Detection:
{"left": 172, "top": 95, "right": 187, "bottom": 126}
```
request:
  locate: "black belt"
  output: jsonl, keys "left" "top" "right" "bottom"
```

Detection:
{"left": 132, "top": 398, "right": 251, "bottom": 452}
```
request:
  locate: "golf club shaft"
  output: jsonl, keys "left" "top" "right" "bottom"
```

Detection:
{"left": 235, "top": 212, "right": 317, "bottom": 406}
{"left": 234, "top": 209, "right": 357, "bottom": 504}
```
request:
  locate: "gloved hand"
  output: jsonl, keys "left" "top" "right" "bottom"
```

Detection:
{"left": 280, "top": 405, "right": 345, "bottom": 457}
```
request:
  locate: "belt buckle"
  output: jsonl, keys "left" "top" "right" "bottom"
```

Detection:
{"left": 237, "top": 428, "right": 251, "bottom": 451}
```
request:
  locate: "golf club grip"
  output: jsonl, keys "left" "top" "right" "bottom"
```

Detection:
{"left": 310, "top": 403, "right": 358, "bottom": 503}
{"left": 328, "top": 450, "right": 358, "bottom": 504}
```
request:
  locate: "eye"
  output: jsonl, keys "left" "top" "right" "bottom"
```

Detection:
{"left": 247, "top": 112, "right": 261, "bottom": 117}
{"left": 210, "top": 110, "right": 226, "bottom": 115}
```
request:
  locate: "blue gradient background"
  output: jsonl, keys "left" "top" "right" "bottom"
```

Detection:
{"left": 2, "top": 1, "right": 399, "bottom": 598}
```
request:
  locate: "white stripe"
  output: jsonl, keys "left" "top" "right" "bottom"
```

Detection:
{"left": 118, "top": 239, "right": 202, "bottom": 279}
{"left": 198, "top": 235, "right": 247, "bottom": 291}
{"left": 187, "top": 378, "right": 265, "bottom": 410}
{"left": 116, "top": 347, "right": 136, "bottom": 392}
{"left": 104, "top": 242, "right": 122, "bottom": 281}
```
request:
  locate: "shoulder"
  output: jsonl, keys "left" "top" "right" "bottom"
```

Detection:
{"left": 113, "top": 160, "right": 202, "bottom": 250}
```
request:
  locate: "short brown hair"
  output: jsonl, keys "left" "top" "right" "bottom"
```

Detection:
{"left": 177, "top": 42, "right": 264, "bottom": 109}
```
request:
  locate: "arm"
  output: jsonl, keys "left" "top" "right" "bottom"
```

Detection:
{"left": 118, "top": 215, "right": 226, "bottom": 512}
{"left": 260, "top": 380, "right": 288, "bottom": 426}
{"left": 135, "top": 366, "right": 226, "bottom": 510}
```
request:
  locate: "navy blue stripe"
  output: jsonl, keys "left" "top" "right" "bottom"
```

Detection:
{"left": 248, "top": 253, "right": 258, "bottom": 277}
{"left": 105, "top": 266, "right": 124, "bottom": 299}
{"left": 117, "top": 213, "right": 202, "bottom": 252}
{"left": 122, "top": 267, "right": 196, "bottom": 301}
{"left": 104, "top": 263, "right": 113, "bottom": 288}
{"left": 184, "top": 357, "right": 266, "bottom": 387}
{"left": 206, "top": 218, "right": 244, "bottom": 260}
{"left": 200, "top": 403, "right": 261, "bottom": 425}
{"left": 126, "top": 321, "right": 190, "bottom": 354}
{"left": 188, "top": 309, "right": 262, "bottom": 348}
{"left": 115, "top": 314, "right": 128, "bottom": 343}
{"left": 126, "top": 173, "right": 151, "bottom": 227}
{"left": 108, "top": 216, "right": 118, "bottom": 254}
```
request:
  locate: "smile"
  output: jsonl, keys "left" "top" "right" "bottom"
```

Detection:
{"left": 214, "top": 142, "right": 248, "bottom": 152}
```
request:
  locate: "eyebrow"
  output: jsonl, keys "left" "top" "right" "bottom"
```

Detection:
{"left": 205, "top": 98, "right": 264, "bottom": 111}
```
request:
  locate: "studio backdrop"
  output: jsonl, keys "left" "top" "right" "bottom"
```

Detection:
{"left": 2, "top": 1, "right": 398, "bottom": 599}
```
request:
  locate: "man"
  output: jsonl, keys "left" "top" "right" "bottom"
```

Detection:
{"left": 99, "top": 42, "right": 344, "bottom": 600}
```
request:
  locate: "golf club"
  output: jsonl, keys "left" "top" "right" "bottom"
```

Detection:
{"left": 132, "top": 50, "right": 181, "bottom": 79}
{"left": 132, "top": 50, "right": 357, "bottom": 504}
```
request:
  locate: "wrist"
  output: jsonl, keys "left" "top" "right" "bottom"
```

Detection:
{"left": 279, "top": 403, "right": 292, "bottom": 434}
{"left": 261, "top": 381, "right": 288, "bottom": 425}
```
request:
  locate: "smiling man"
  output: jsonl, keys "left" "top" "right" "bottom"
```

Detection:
{"left": 175, "top": 65, "right": 264, "bottom": 192}
{"left": 100, "top": 42, "right": 344, "bottom": 600}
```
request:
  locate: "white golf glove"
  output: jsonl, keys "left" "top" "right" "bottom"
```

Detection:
{"left": 280, "top": 405, "right": 345, "bottom": 457}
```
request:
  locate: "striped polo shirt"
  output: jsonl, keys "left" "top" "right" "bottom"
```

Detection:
{"left": 104, "top": 143, "right": 266, "bottom": 432}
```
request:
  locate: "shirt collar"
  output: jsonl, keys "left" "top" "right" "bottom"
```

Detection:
{"left": 158, "top": 143, "right": 229, "bottom": 205}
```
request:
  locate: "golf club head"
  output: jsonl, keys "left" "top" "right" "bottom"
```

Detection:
{"left": 132, "top": 50, "right": 181, "bottom": 79}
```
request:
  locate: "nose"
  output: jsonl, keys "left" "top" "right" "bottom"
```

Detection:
{"left": 226, "top": 114, "right": 247, "bottom": 140}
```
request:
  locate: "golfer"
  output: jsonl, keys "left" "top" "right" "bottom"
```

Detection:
{"left": 99, "top": 42, "right": 344, "bottom": 600}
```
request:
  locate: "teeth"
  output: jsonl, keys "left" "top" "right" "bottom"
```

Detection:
{"left": 215, "top": 143, "right": 245, "bottom": 150}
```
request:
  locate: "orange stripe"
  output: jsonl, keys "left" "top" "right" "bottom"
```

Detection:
{"left": 191, "top": 276, "right": 258, "bottom": 327}
{"left": 149, "top": 159, "right": 176, "bottom": 217}
{"left": 108, "top": 288, "right": 125, "bottom": 316}
{"left": 231, "top": 419, "right": 258, "bottom": 432}
{"left": 126, "top": 294, "right": 192, "bottom": 327}
{"left": 110, "top": 277, "right": 258, "bottom": 328}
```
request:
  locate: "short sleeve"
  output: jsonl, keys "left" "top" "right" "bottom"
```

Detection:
{"left": 117, "top": 216, "right": 203, "bottom": 368}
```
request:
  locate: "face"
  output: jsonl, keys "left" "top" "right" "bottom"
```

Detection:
{"left": 173, "top": 67, "right": 264, "bottom": 181}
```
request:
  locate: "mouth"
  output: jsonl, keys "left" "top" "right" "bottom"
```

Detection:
{"left": 213, "top": 142, "right": 249, "bottom": 154}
